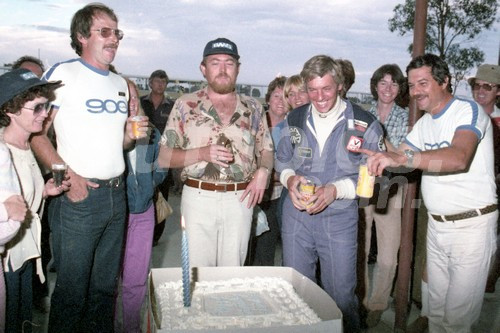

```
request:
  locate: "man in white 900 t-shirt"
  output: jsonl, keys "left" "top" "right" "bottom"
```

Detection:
{"left": 30, "top": 3, "right": 147, "bottom": 333}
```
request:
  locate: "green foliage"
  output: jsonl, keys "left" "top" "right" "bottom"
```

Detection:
{"left": 388, "top": 0, "right": 498, "bottom": 93}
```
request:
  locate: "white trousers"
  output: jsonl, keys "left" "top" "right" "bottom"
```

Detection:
{"left": 181, "top": 185, "right": 253, "bottom": 267}
{"left": 427, "top": 210, "right": 498, "bottom": 333}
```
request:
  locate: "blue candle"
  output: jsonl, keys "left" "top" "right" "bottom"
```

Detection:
{"left": 181, "top": 216, "right": 191, "bottom": 307}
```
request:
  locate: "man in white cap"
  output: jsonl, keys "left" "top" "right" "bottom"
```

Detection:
{"left": 469, "top": 64, "right": 500, "bottom": 126}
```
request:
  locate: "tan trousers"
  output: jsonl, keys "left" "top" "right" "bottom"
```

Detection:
{"left": 362, "top": 185, "right": 403, "bottom": 311}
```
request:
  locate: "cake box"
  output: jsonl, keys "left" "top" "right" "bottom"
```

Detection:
{"left": 148, "top": 266, "right": 343, "bottom": 333}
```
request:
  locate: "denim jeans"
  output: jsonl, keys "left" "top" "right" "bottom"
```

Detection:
{"left": 5, "top": 260, "right": 33, "bottom": 333}
{"left": 48, "top": 181, "right": 126, "bottom": 333}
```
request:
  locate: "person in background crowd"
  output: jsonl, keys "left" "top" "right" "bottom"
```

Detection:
{"left": 140, "top": 69, "right": 176, "bottom": 246}
{"left": 337, "top": 59, "right": 355, "bottom": 99}
{"left": 11, "top": 56, "right": 45, "bottom": 79}
{"left": 158, "top": 37, "right": 273, "bottom": 267}
{"left": 0, "top": 69, "right": 68, "bottom": 333}
{"left": 468, "top": 64, "right": 500, "bottom": 293}
{"left": 30, "top": 3, "right": 148, "bottom": 332}
{"left": 278, "top": 74, "right": 310, "bottom": 231}
{"left": 116, "top": 79, "right": 167, "bottom": 332}
{"left": 275, "top": 55, "right": 385, "bottom": 333}
{"left": 361, "top": 64, "right": 408, "bottom": 327}
{"left": 362, "top": 54, "right": 497, "bottom": 333}
{"left": 250, "top": 75, "right": 287, "bottom": 266}
{"left": 469, "top": 64, "right": 500, "bottom": 126}
{"left": 284, "top": 74, "right": 310, "bottom": 110}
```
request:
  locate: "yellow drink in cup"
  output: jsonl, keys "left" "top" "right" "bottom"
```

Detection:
{"left": 356, "top": 164, "right": 375, "bottom": 198}
{"left": 131, "top": 116, "right": 143, "bottom": 138}
{"left": 299, "top": 179, "right": 316, "bottom": 207}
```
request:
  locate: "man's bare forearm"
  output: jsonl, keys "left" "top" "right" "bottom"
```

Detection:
{"left": 31, "top": 134, "right": 64, "bottom": 169}
{"left": 158, "top": 145, "right": 204, "bottom": 169}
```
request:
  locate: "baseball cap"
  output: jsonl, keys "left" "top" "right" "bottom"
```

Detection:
{"left": 468, "top": 64, "right": 500, "bottom": 86}
{"left": 0, "top": 68, "right": 62, "bottom": 107}
{"left": 203, "top": 37, "right": 240, "bottom": 60}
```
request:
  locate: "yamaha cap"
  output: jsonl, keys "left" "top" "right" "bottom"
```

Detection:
{"left": 203, "top": 37, "right": 240, "bottom": 60}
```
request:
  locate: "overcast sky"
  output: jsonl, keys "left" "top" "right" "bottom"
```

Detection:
{"left": 0, "top": 0, "right": 498, "bottom": 96}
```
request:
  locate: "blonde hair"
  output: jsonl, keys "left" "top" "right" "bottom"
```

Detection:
{"left": 125, "top": 77, "right": 145, "bottom": 117}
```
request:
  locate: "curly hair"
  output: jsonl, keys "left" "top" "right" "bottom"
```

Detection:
{"left": 0, "top": 84, "right": 59, "bottom": 128}
{"left": 12, "top": 55, "right": 45, "bottom": 73}
{"left": 265, "top": 76, "right": 287, "bottom": 104}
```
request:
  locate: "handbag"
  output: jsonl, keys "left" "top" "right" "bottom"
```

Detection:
{"left": 155, "top": 190, "right": 172, "bottom": 224}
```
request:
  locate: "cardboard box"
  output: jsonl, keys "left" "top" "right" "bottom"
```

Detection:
{"left": 148, "top": 266, "right": 343, "bottom": 332}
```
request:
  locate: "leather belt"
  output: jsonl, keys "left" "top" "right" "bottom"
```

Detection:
{"left": 431, "top": 204, "right": 497, "bottom": 222}
{"left": 87, "top": 174, "right": 124, "bottom": 188}
{"left": 185, "top": 178, "right": 249, "bottom": 192}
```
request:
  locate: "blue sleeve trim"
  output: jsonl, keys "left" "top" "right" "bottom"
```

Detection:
{"left": 456, "top": 125, "right": 481, "bottom": 140}
{"left": 403, "top": 139, "right": 420, "bottom": 152}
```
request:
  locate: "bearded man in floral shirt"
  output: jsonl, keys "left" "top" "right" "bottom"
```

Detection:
{"left": 158, "top": 38, "right": 273, "bottom": 267}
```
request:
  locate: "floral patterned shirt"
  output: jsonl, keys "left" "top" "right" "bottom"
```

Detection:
{"left": 162, "top": 88, "right": 274, "bottom": 183}
{"left": 368, "top": 102, "right": 409, "bottom": 148}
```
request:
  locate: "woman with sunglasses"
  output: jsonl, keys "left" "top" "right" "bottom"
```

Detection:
{"left": 0, "top": 69, "right": 69, "bottom": 333}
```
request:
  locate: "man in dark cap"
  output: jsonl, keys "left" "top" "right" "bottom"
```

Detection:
{"left": 158, "top": 37, "right": 274, "bottom": 267}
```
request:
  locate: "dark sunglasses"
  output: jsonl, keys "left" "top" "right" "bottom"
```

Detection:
{"left": 93, "top": 27, "right": 124, "bottom": 40}
{"left": 472, "top": 83, "right": 497, "bottom": 92}
{"left": 22, "top": 102, "right": 51, "bottom": 115}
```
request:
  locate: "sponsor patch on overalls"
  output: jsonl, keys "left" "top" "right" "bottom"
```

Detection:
{"left": 346, "top": 135, "right": 363, "bottom": 152}
{"left": 297, "top": 147, "right": 313, "bottom": 158}
{"left": 289, "top": 127, "right": 302, "bottom": 145}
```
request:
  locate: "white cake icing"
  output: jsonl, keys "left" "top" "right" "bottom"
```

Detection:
{"left": 157, "top": 277, "right": 321, "bottom": 330}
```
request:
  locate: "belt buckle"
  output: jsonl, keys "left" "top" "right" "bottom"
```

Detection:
{"left": 214, "top": 183, "right": 227, "bottom": 192}
{"left": 110, "top": 177, "right": 120, "bottom": 187}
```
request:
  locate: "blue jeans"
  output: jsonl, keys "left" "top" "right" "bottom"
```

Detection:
{"left": 48, "top": 180, "right": 126, "bottom": 333}
{"left": 5, "top": 260, "right": 33, "bottom": 333}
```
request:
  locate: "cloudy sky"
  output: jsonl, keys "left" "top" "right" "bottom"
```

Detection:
{"left": 0, "top": 0, "right": 498, "bottom": 96}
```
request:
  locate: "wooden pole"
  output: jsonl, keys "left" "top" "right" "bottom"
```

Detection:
{"left": 394, "top": 0, "right": 427, "bottom": 331}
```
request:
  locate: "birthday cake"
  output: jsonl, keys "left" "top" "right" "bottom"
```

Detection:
{"left": 157, "top": 277, "right": 321, "bottom": 330}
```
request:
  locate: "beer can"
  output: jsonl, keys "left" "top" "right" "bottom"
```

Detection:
{"left": 299, "top": 179, "right": 315, "bottom": 207}
{"left": 356, "top": 164, "right": 375, "bottom": 198}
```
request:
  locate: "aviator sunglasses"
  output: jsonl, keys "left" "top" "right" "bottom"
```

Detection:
{"left": 92, "top": 27, "right": 124, "bottom": 40}
{"left": 472, "top": 83, "right": 497, "bottom": 92}
{"left": 22, "top": 102, "right": 51, "bottom": 115}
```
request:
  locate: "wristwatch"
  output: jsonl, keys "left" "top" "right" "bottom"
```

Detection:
{"left": 404, "top": 149, "right": 414, "bottom": 167}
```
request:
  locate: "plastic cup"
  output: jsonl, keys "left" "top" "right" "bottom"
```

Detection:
{"left": 51, "top": 163, "right": 67, "bottom": 187}
{"left": 131, "top": 116, "right": 144, "bottom": 138}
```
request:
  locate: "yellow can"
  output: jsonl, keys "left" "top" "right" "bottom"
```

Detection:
{"left": 356, "top": 164, "right": 375, "bottom": 198}
{"left": 299, "top": 180, "right": 315, "bottom": 207}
